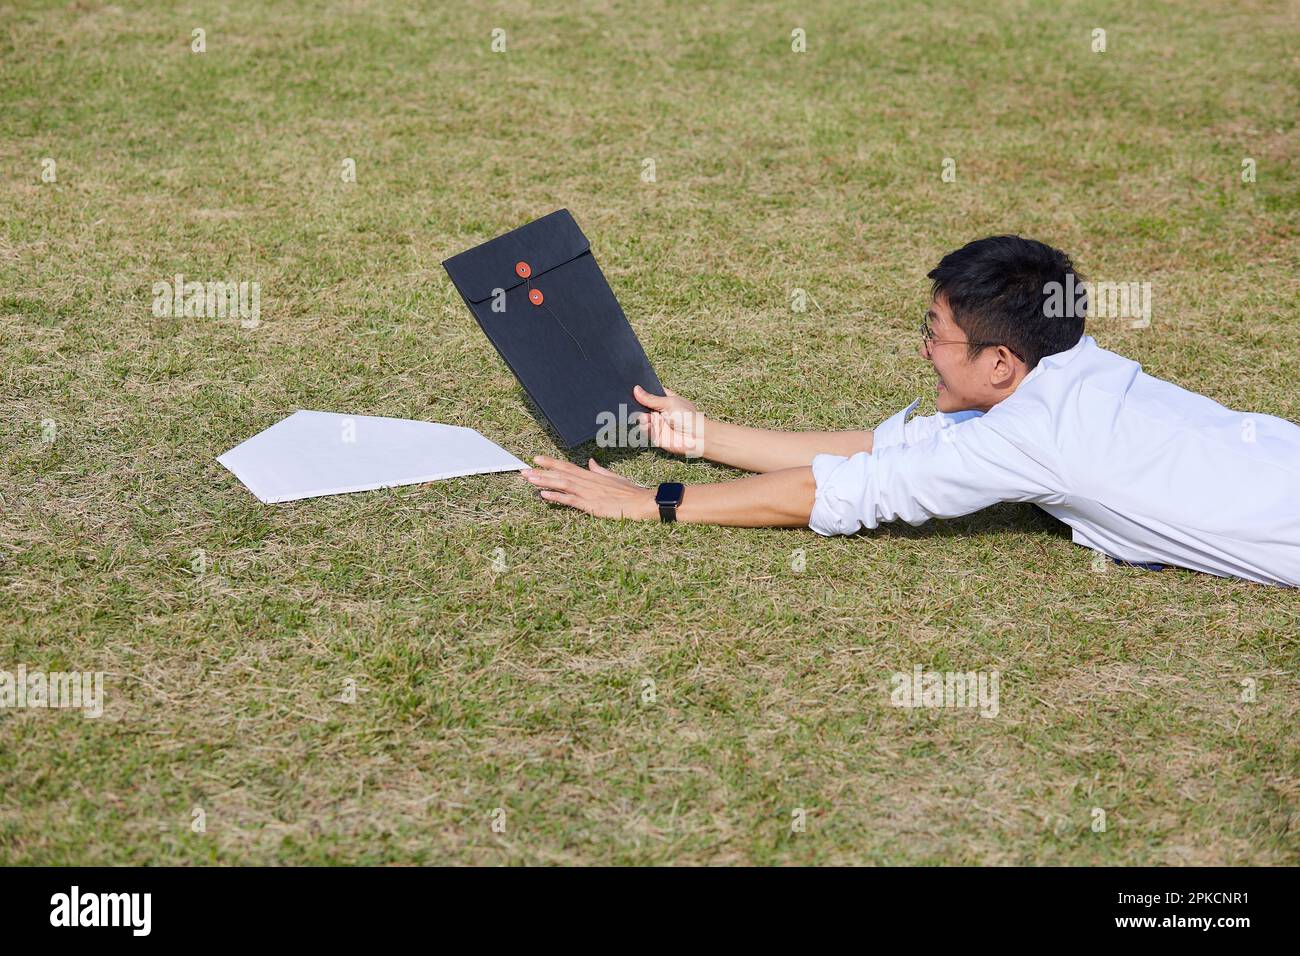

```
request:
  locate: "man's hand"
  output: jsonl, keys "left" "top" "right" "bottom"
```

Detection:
{"left": 521, "top": 456, "right": 658, "bottom": 520}
{"left": 635, "top": 384, "right": 705, "bottom": 458}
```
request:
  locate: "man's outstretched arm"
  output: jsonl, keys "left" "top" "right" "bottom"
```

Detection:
{"left": 524, "top": 414, "right": 1061, "bottom": 533}
{"left": 696, "top": 419, "right": 872, "bottom": 474}
{"left": 521, "top": 456, "right": 815, "bottom": 527}
{"left": 635, "top": 385, "right": 872, "bottom": 473}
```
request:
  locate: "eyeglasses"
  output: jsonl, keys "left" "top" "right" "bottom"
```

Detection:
{"left": 921, "top": 316, "right": 1024, "bottom": 363}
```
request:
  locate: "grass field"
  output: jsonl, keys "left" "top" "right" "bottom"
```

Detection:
{"left": 1, "top": 0, "right": 1297, "bottom": 865}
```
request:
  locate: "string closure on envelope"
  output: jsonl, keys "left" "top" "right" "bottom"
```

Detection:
{"left": 521, "top": 270, "right": 589, "bottom": 363}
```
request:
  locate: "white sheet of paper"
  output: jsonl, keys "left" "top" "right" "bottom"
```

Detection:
{"left": 218, "top": 410, "right": 528, "bottom": 503}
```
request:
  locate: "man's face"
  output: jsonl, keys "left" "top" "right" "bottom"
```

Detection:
{"left": 920, "top": 294, "right": 1022, "bottom": 414}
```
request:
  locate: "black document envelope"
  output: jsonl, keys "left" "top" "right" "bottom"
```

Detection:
{"left": 442, "top": 209, "right": 663, "bottom": 447}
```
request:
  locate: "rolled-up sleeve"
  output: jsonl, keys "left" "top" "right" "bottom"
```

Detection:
{"left": 809, "top": 415, "right": 1061, "bottom": 537}
{"left": 872, "top": 398, "right": 985, "bottom": 452}
{"left": 870, "top": 399, "right": 924, "bottom": 452}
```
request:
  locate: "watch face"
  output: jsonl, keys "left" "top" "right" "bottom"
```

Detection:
{"left": 655, "top": 482, "right": 685, "bottom": 507}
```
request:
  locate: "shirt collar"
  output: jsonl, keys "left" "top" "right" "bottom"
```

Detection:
{"left": 1018, "top": 334, "right": 1092, "bottom": 388}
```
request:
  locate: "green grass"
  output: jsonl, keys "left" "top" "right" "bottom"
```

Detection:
{"left": 1, "top": 0, "right": 1297, "bottom": 864}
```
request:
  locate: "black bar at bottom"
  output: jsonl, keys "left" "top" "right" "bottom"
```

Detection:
{"left": 0, "top": 865, "right": 1285, "bottom": 942}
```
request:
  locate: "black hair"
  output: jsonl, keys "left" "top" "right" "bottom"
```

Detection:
{"left": 927, "top": 235, "right": 1085, "bottom": 369}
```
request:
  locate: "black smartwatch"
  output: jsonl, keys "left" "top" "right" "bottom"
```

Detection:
{"left": 654, "top": 482, "right": 685, "bottom": 523}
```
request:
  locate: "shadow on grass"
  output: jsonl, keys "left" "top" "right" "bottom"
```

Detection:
{"left": 866, "top": 502, "right": 1073, "bottom": 541}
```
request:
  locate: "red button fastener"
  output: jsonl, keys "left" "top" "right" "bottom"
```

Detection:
{"left": 515, "top": 261, "right": 532, "bottom": 279}
{"left": 528, "top": 288, "right": 544, "bottom": 306}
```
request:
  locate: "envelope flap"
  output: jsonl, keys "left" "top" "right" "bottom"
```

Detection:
{"left": 442, "top": 208, "right": 591, "bottom": 303}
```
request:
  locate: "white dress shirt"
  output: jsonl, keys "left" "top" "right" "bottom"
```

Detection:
{"left": 809, "top": 335, "right": 1300, "bottom": 586}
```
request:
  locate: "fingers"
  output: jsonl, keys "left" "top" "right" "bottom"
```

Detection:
{"left": 647, "top": 412, "right": 683, "bottom": 453}
{"left": 646, "top": 412, "right": 668, "bottom": 448}
{"left": 532, "top": 455, "right": 585, "bottom": 475}
{"left": 521, "top": 466, "right": 583, "bottom": 511}
{"left": 527, "top": 456, "right": 633, "bottom": 493}
{"left": 633, "top": 384, "right": 669, "bottom": 409}
{"left": 523, "top": 469, "right": 577, "bottom": 493}
{"left": 539, "top": 489, "right": 579, "bottom": 508}
{"left": 522, "top": 456, "right": 649, "bottom": 519}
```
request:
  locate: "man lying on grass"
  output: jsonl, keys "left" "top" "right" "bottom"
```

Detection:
{"left": 521, "top": 236, "right": 1300, "bottom": 587}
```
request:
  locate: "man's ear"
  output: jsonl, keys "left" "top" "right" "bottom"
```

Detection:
{"left": 990, "top": 346, "right": 1021, "bottom": 388}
